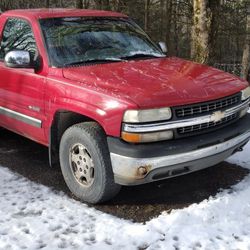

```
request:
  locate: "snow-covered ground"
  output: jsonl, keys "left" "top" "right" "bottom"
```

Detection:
{"left": 0, "top": 143, "right": 250, "bottom": 250}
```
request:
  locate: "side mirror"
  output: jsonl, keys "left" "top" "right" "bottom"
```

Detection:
{"left": 4, "top": 50, "right": 32, "bottom": 68}
{"left": 158, "top": 42, "right": 168, "bottom": 54}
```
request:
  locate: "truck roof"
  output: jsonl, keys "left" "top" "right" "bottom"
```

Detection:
{"left": 3, "top": 8, "right": 127, "bottom": 19}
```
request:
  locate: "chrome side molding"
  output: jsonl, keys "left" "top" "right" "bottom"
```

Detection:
{"left": 0, "top": 106, "right": 42, "bottom": 128}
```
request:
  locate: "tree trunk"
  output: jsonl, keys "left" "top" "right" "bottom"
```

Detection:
{"left": 160, "top": 0, "right": 165, "bottom": 40}
{"left": 165, "top": 0, "right": 173, "bottom": 55}
{"left": 59, "top": 0, "right": 63, "bottom": 8}
{"left": 144, "top": 0, "right": 150, "bottom": 33}
{"left": 241, "top": 4, "right": 250, "bottom": 80}
{"left": 45, "top": 0, "right": 49, "bottom": 8}
{"left": 103, "top": 0, "right": 111, "bottom": 10}
{"left": 76, "top": 0, "right": 83, "bottom": 8}
{"left": 114, "top": 0, "right": 121, "bottom": 11}
{"left": 172, "top": 1, "right": 178, "bottom": 56}
{"left": 83, "top": 0, "right": 90, "bottom": 8}
{"left": 191, "top": 0, "right": 220, "bottom": 64}
{"left": 95, "top": 0, "right": 102, "bottom": 9}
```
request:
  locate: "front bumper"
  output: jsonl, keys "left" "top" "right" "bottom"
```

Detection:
{"left": 108, "top": 114, "right": 250, "bottom": 185}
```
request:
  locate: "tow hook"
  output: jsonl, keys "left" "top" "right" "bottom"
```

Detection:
{"left": 137, "top": 166, "right": 150, "bottom": 178}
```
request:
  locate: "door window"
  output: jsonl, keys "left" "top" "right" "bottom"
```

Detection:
{"left": 0, "top": 18, "right": 37, "bottom": 60}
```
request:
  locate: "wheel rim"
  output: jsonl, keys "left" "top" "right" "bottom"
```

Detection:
{"left": 69, "top": 143, "right": 95, "bottom": 187}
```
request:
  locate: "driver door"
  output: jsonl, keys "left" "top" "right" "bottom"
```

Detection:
{"left": 0, "top": 17, "right": 46, "bottom": 144}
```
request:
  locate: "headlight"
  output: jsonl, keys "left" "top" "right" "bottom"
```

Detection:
{"left": 123, "top": 107, "right": 172, "bottom": 123}
{"left": 122, "top": 107, "right": 173, "bottom": 143}
{"left": 241, "top": 86, "right": 250, "bottom": 101}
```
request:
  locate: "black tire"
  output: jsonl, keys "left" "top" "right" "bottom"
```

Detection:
{"left": 59, "top": 122, "right": 121, "bottom": 204}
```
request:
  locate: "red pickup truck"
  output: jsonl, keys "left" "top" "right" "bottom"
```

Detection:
{"left": 0, "top": 9, "right": 250, "bottom": 204}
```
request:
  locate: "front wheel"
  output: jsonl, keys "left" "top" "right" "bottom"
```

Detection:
{"left": 59, "top": 122, "right": 121, "bottom": 204}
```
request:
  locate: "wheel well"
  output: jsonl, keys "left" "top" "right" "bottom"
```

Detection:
{"left": 49, "top": 110, "right": 99, "bottom": 167}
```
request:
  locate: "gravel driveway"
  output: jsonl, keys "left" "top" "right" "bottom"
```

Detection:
{"left": 0, "top": 128, "right": 248, "bottom": 222}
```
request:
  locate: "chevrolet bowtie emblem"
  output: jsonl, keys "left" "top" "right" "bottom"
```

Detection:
{"left": 211, "top": 111, "right": 225, "bottom": 123}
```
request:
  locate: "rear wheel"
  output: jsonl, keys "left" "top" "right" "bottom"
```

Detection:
{"left": 59, "top": 122, "right": 121, "bottom": 204}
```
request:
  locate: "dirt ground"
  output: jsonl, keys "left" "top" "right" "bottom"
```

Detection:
{"left": 0, "top": 128, "right": 248, "bottom": 223}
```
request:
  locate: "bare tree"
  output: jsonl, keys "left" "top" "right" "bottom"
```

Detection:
{"left": 191, "top": 0, "right": 220, "bottom": 64}
{"left": 241, "top": 3, "right": 250, "bottom": 80}
{"left": 0, "top": 0, "right": 248, "bottom": 78}
{"left": 159, "top": 0, "right": 165, "bottom": 40}
{"left": 83, "top": 0, "right": 90, "bottom": 9}
{"left": 75, "top": 0, "right": 83, "bottom": 8}
{"left": 103, "top": 0, "right": 111, "bottom": 10}
{"left": 112, "top": 0, "right": 121, "bottom": 11}
{"left": 144, "top": 0, "right": 150, "bottom": 33}
{"left": 165, "top": 0, "right": 173, "bottom": 55}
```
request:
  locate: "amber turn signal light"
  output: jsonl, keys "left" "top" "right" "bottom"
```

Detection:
{"left": 121, "top": 130, "right": 174, "bottom": 143}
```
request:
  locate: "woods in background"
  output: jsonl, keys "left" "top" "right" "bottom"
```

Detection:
{"left": 0, "top": 0, "right": 249, "bottom": 79}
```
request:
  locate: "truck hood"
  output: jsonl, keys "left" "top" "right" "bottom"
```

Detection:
{"left": 62, "top": 57, "right": 248, "bottom": 108}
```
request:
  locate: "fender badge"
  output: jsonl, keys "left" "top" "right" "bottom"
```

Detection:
{"left": 28, "top": 106, "right": 41, "bottom": 112}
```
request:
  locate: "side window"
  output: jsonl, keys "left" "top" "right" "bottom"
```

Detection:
{"left": 0, "top": 18, "right": 37, "bottom": 60}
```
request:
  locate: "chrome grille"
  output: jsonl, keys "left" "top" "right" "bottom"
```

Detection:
{"left": 175, "top": 94, "right": 241, "bottom": 118}
{"left": 177, "top": 113, "right": 238, "bottom": 135}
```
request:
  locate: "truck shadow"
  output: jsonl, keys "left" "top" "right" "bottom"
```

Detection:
{"left": 0, "top": 129, "right": 249, "bottom": 223}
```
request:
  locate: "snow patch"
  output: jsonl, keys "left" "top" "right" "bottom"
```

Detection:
{"left": 0, "top": 142, "right": 249, "bottom": 249}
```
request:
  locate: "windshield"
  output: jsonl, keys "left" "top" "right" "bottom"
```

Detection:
{"left": 39, "top": 17, "right": 165, "bottom": 67}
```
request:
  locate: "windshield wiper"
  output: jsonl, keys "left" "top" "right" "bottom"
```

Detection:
{"left": 121, "top": 53, "right": 165, "bottom": 60}
{"left": 64, "top": 58, "right": 126, "bottom": 67}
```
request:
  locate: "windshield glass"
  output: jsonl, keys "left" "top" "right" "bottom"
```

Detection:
{"left": 39, "top": 17, "right": 165, "bottom": 67}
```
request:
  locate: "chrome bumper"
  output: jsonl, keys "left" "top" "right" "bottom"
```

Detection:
{"left": 110, "top": 131, "right": 250, "bottom": 185}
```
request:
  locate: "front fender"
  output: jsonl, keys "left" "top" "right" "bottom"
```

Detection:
{"left": 44, "top": 77, "right": 137, "bottom": 140}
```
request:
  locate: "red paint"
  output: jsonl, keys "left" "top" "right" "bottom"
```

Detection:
{"left": 63, "top": 57, "right": 248, "bottom": 108}
{"left": 0, "top": 9, "right": 248, "bottom": 146}
{"left": 2, "top": 9, "right": 127, "bottom": 19}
